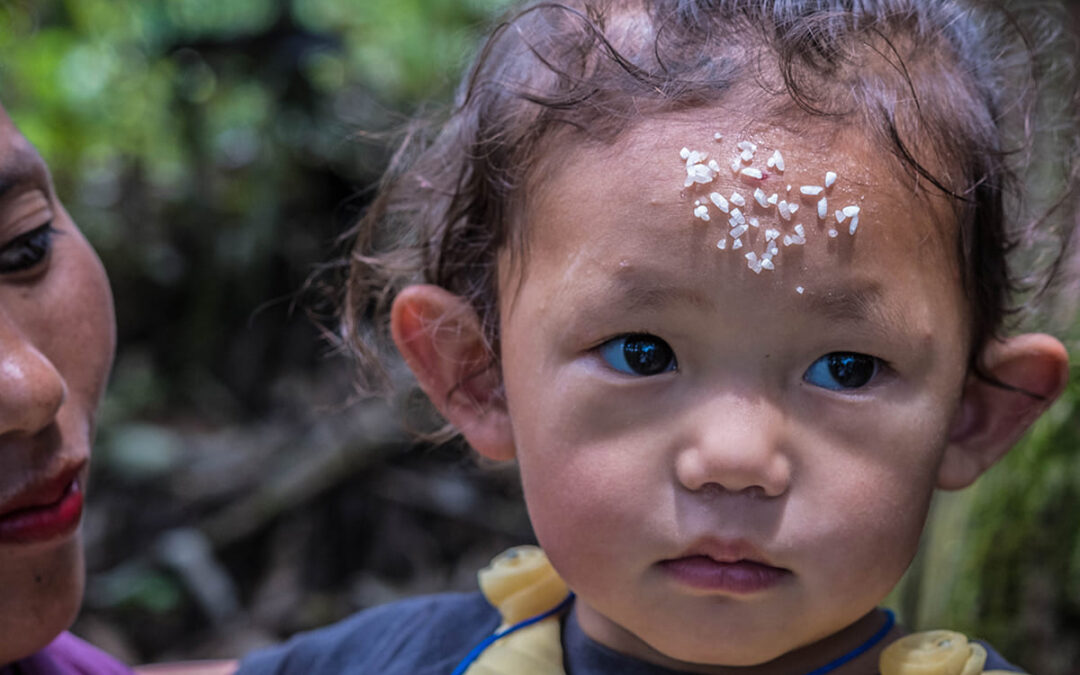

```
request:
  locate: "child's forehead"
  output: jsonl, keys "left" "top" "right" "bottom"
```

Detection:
{"left": 529, "top": 111, "right": 948, "bottom": 247}
{"left": 510, "top": 109, "right": 960, "bottom": 309}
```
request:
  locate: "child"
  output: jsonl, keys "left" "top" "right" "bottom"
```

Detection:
{"left": 238, "top": 0, "right": 1079, "bottom": 673}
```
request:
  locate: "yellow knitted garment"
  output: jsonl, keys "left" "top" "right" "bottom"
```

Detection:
{"left": 464, "top": 547, "right": 1024, "bottom": 675}
{"left": 463, "top": 546, "right": 570, "bottom": 675}
{"left": 879, "top": 632, "right": 1025, "bottom": 675}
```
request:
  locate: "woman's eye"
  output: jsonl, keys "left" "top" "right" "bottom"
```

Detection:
{"left": 803, "top": 352, "right": 880, "bottom": 391}
{"left": 0, "top": 223, "right": 56, "bottom": 274}
{"left": 598, "top": 334, "right": 676, "bottom": 376}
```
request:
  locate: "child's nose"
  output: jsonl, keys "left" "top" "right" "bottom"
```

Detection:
{"left": 674, "top": 397, "right": 791, "bottom": 498}
{"left": 0, "top": 314, "right": 66, "bottom": 439}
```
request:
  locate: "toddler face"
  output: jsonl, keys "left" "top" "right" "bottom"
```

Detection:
{"left": 496, "top": 112, "right": 972, "bottom": 669}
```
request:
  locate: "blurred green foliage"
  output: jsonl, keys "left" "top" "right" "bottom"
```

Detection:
{"left": 0, "top": 0, "right": 1078, "bottom": 671}
{"left": 0, "top": 0, "right": 509, "bottom": 424}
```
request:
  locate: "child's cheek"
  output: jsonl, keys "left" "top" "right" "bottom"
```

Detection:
{"left": 511, "top": 386, "right": 671, "bottom": 580}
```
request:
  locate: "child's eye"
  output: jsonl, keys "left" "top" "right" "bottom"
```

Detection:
{"left": 0, "top": 223, "right": 56, "bottom": 275}
{"left": 803, "top": 352, "right": 880, "bottom": 391}
{"left": 597, "top": 334, "right": 677, "bottom": 376}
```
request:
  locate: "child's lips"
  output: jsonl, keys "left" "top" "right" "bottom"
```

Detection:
{"left": 660, "top": 539, "right": 791, "bottom": 594}
{"left": 660, "top": 556, "right": 791, "bottom": 593}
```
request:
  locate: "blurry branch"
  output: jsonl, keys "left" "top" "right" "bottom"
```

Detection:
{"left": 200, "top": 401, "right": 405, "bottom": 547}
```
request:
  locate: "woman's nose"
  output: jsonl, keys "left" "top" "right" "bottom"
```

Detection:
{"left": 674, "top": 397, "right": 792, "bottom": 498}
{"left": 0, "top": 322, "right": 66, "bottom": 438}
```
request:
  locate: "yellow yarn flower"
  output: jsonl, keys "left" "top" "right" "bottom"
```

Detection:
{"left": 464, "top": 546, "right": 570, "bottom": 675}
{"left": 879, "top": 630, "right": 1026, "bottom": 675}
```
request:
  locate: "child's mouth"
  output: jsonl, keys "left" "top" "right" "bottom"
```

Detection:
{"left": 660, "top": 555, "right": 791, "bottom": 594}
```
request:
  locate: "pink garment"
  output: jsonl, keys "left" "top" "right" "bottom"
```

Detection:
{"left": 3, "top": 632, "right": 134, "bottom": 675}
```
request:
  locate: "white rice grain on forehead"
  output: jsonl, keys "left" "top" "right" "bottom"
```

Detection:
{"left": 778, "top": 200, "right": 791, "bottom": 220}
{"left": 765, "top": 150, "right": 784, "bottom": 172}
{"left": 753, "top": 188, "right": 769, "bottom": 208}
{"left": 677, "top": 136, "right": 869, "bottom": 278}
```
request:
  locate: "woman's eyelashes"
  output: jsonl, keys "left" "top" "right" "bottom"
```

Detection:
{"left": 803, "top": 352, "right": 881, "bottom": 391}
{"left": 0, "top": 223, "right": 57, "bottom": 275}
{"left": 597, "top": 333, "right": 677, "bottom": 376}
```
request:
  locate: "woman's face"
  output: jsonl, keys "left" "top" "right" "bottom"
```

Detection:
{"left": 0, "top": 104, "right": 116, "bottom": 663}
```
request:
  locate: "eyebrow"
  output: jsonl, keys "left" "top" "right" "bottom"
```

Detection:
{"left": 805, "top": 284, "right": 890, "bottom": 324}
{"left": 601, "top": 274, "right": 716, "bottom": 314}
{"left": 589, "top": 270, "right": 908, "bottom": 336}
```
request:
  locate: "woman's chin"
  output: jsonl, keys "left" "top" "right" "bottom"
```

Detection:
{"left": 0, "top": 537, "right": 84, "bottom": 665}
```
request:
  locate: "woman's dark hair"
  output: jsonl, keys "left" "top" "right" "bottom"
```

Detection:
{"left": 339, "top": 0, "right": 1079, "bottom": 397}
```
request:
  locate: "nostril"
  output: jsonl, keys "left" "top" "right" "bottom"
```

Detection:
{"left": 698, "top": 483, "right": 726, "bottom": 498}
{"left": 694, "top": 483, "right": 774, "bottom": 499}
{"left": 736, "top": 485, "right": 770, "bottom": 499}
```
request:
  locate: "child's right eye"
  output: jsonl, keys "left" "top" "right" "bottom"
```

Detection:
{"left": 597, "top": 334, "right": 677, "bottom": 376}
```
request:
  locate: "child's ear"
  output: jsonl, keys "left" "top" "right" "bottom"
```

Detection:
{"left": 938, "top": 333, "right": 1069, "bottom": 490}
{"left": 390, "top": 284, "right": 515, "bottom": 461}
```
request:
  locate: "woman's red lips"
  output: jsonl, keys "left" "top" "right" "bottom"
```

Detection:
{"left": 0, "top": 468, "right": 85, "bottom": 544}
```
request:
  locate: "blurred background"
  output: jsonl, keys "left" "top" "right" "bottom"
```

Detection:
{"left": 0, "top": 0, "right": 1077, "bottom": 673}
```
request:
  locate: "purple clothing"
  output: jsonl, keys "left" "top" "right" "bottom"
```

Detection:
{"left": 2, "top": 632, "right": 134, "bottom": 675}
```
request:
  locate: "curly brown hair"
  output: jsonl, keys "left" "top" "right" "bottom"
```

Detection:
{"left": 338, "top": 0, "right": 1079, "bottom": 399}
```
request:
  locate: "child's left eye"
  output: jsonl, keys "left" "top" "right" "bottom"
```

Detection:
{"left": 597, "top": 333, "right": 677, "bottom": 376}
{"left": 803, "top": 352, "right": 881, "bottom": 391}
